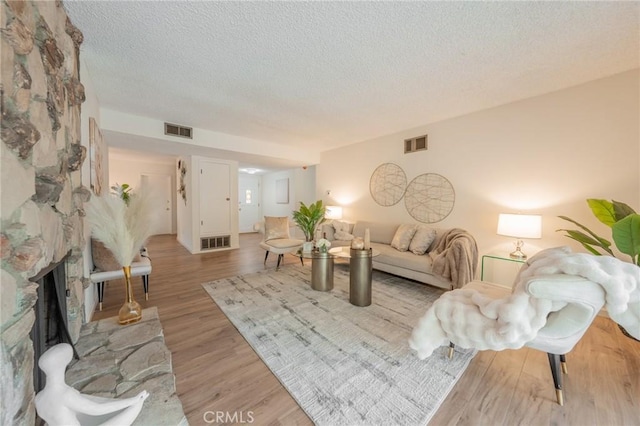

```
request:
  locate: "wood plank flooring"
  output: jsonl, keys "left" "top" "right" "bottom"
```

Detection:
{"left": 92, "top": 234, "right": 640, "bottom": 426}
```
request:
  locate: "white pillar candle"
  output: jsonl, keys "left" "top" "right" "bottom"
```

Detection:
{"left": 364, "top": 228, "right": 371, "bottom": 250}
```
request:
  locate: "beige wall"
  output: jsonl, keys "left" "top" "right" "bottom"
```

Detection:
{"left": 318, "top": 70, "right": 640, "bottom": 263}
{"left": 108, "top": 155, "right": 177, "bottom": 233}
{"left": 80, "top": 59, "right": 102, "bottom": 320}
{"left": 261, "top": 166, "right": 317, "bottom": 239}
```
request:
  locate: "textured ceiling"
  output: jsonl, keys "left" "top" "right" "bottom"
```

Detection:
{"left": 64, "top": 1, "right": 639, "bottom": 155}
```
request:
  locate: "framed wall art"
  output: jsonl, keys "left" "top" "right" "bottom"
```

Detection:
{"left": 369, "top": 163, "right": 407, "bottom": 206}
{"left": 404, "top": 173, "right": 455, "bottom": 223}
{"left": 276, "top": 178, "right": 289, "bottom": 204}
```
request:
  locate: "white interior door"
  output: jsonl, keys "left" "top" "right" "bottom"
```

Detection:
{"left": 200, "top": 161, "right": 231, "bottom": 235}
{"left": 238, "top": 175, "right": 261, "bottom": 232}
{"left": 141, "top": 173, "right": 172, "bottom": 235}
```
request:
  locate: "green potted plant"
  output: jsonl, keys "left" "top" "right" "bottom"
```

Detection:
{"left": 557, "top": 199, "right": 640, "bottom": 265}
{"left": 292, "top": 200, "right": 327, "bottom": 246}
{"left": 110, "top": 182, "right": 133, "bottom": 205}
{"left": 558, "top": 199, "right": 639, "bottom": 341}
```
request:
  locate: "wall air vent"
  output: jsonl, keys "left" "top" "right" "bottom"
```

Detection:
{"left": 404, "top": 134, "right": 428, "bottom": 154}
{"left": 164, "top": 122, "right": 193, "bottom": 139}
{"left": 200, "top": 235, "right": 231, "bottom": 251}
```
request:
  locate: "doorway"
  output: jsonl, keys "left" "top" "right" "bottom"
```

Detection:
{"left": 141, "top": 173, "right": 173, "bottom": 235}
{"left": 238, "top": 175, "right": 261, "bottom": 233}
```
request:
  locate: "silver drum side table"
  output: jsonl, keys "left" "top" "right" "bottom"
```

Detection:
{"left": 311, "top": 251, "right": 334, "bottom": 291}
{"left": 349, "top": 248, "right": 373, "bottom": 306}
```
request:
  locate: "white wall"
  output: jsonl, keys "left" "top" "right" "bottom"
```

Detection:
{"left": 176, "top": 156, "right": 194, "bottom": 251}
{"left": 294, "top": 166, "right": 317, "bottom": 207}
{"left": 176, "top": 156, "right": 240, "bottom": 253}
{"left": 108, "top": 156, "right": 177, "bottom": 233}
{"left": 80, "top": 59, "right": 102, "bottom": 322}
{"left": 261, "top": 166, "right": 317, "bottom": 239}
{"left": 262, "top": 170, "right": 298, "bottom": 217}
{"left": 318, "top": 70, "right": 639, "bottom": 264}
{"left": 100, "top": 108, "right": 318, "bottom": 165}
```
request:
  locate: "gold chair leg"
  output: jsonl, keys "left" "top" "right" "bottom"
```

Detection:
{"left": 99, "top": 301, "right": 103, "bottom": 311}
{"left": 448, "top": 342, "right": 455, "bottom": 359}
{"left": 548, "top": 353, "right": 564, "bottom": 406}
{"left": 561, "top": 362, "right": 568, "bottom": 374}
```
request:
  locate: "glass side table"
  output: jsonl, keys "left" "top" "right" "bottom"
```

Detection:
{"left": 481, "top": 254, "right": 526, "bottom": 286}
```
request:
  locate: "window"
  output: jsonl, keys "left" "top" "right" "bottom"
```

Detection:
{"left": 245, "top": 189, "right": 252, "bottom": 204}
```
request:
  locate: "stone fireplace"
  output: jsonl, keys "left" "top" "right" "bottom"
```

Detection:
{"left": 29, "top": 251, "right": 78, "bottom": 394}
{"left": 1, "top": 1, "right": 89, "bottom": 424}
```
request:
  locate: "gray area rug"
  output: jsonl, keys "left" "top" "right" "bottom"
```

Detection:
{"left": 202, "top": 264, "right": 475, "bottom": 426}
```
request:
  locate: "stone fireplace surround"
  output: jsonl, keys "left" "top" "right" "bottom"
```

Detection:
{"left": 1, "top": 2, "right": 186, "bottom": 424}
{"left": 1, "top": 1, "right": 87, "bottom": 423}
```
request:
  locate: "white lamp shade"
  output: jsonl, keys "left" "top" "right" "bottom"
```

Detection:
{"left": 497, "top": 213, "right": 542, "bottom": 239}
{"left": 325, "top": 206, "right": 343, "bottom": 220}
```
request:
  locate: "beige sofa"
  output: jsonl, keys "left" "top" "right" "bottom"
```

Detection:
{"left": 319, "top": 220, "right": 478, "bottom": 290}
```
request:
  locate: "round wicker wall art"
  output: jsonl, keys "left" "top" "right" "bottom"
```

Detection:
{"left": 404, "top": 173, "right": 455, "bottom": 223}
{"left": 369, "top": 163, "right": 407, "bottom": 206}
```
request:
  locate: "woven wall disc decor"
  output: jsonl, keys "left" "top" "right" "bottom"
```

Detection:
{"left": 404, "top": 173, "right": 455, "bottom": 223}
{"left": 369, "top": 163, "right": 407, "bottom": 206}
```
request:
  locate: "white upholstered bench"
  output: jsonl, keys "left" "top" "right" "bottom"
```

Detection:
{"left": 89, "top": 256, "right": 152, "bottom": 311}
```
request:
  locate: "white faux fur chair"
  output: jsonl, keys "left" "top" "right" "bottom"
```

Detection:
{"left": 449, "top": 275, "right": 605, "bottom": 405}
{"left": 411, "top": 247, "right": 638, "bottom": 406}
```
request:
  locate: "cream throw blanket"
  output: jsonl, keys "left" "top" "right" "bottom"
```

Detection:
{"left": 410, "top": 247, "right": 640, "bottom": 359}
{"left": 429, "top": 228, "right": 478, "bottom": 289}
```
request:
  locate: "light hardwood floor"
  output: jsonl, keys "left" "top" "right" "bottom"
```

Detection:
{"left": 92, "top": 233, "right": 639, "bottom": 426}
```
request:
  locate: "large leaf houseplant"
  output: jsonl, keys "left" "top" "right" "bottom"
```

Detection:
{"left": 558, "top": 199, "right": 640, "bottom": 266}
{"left": 558, "top": 199, "right": 640, "bottom": 341}
{"left": 292, "top": 200, "right": 326, "bottom": 242}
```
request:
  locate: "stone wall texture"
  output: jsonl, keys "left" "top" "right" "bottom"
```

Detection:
{"left": 1, "top": 1, "right": 87, "bottom": 424}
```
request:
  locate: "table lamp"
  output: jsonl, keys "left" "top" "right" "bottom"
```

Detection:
{"left": 325, "top": 206, "right": 343, "bottom": 220}
{"left": 497, "top": 213, "right": 542, "bottom": 259}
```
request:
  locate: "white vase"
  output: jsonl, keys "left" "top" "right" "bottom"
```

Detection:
{"left": 303, "top": 241, "right": 314, "bottom": 253}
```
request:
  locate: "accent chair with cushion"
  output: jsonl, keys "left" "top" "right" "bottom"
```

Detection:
{"left": 448, "top": 276, "right": 605, "bottom": 405}
{"left": 254, "top": 216, "right": 305, "bottom": 270}
{"left": 411, "top": 247, "right": 639, "bottom": 406}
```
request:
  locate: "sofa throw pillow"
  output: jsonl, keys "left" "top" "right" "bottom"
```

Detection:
{"left": 409, "top": 226, "right": 437, "bottom": 255}
{"left": 92, "top": 239, "right": 142, "bottom": 271}
{"left": 333, "top": 220, "right": 354, "bottom": 241}
{"left": 91, "top": 239, "right": 122, "bottom": 271}
{"left": 264, "top": 216, "right": 290, "bottom": 241}
{"left": 391, "top": 224, "right": 417, "bottom": 252}
{"left": 319, "top": 223, "right": 336, "bottom": 240}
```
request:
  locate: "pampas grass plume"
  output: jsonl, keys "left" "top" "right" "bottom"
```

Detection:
{"left": 86, "top": 186, "right": 159, "bottom": 266}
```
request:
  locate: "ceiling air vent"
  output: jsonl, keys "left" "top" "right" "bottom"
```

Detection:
{"left": 404, "top": 134, "right": 428, "bottom": 154}
{"left": 164, "top": 122, "right": 193, "bottom": 139}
